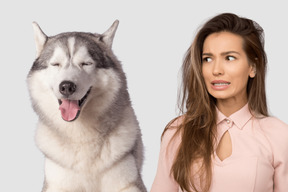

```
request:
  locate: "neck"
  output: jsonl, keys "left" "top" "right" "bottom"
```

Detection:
{"left": 216, "top": 99, "right": 247, "bottom": 117}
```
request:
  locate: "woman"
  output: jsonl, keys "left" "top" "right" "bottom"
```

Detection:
{"left": 151, "top": 13, "right": 288, "bottom": 192}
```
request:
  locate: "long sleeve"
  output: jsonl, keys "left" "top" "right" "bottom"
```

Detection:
{"left": 260, "top": 117, "right": 288, "bottom": 192}
{"left": 150, "top": 128, "right": 180, "bottom": 192}
{"left": 261, "top": 118, "right": 288, "bottom": 192}
{"left": 274, "top": 154, "right": 288, "bottom": 192}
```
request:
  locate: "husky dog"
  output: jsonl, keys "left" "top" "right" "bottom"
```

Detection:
{"left": 27, "top": 21, "right": 147, "bottom": 192}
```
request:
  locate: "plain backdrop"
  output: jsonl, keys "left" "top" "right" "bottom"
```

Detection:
{"left": 1, "top": 0, "right": 287, "bottom": 191}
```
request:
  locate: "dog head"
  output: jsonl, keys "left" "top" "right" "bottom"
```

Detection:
{"left": 28, "top": 21, "right": 122, "bottom": 122}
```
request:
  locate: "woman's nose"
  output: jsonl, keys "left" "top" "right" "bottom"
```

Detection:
{"left": 212, "top": 59, "right": 224, "bottom": 76}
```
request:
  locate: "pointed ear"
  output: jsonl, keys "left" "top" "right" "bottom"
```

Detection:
{"left": 32, "top": 22, "right": 48, "bottom": 58}
{"left": 101, "top": 20, "right": 119, "bottom": 49}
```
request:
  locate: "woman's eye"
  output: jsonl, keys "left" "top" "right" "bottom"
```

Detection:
{"left": 226, "top": 56, "right": 236, "bottom": 61}
{"left": 203, "top": 57, "right": 212, "bottom": 63}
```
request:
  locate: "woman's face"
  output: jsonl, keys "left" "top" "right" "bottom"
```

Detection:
{"left": 202, "top": 31, "right": 255, "bottom": 107}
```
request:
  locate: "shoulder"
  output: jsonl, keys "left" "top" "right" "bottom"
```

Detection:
{"left": 258, "top": 116, "right": 288, "bottom": 134}
{"left": 162, "top": 116, "right": 184, "bottom": 141}
{"left": 257, "top": 116, "right": 288, "bottom": 151}
{"left": 161, "top": 116, "right": 184, "bottom": 151}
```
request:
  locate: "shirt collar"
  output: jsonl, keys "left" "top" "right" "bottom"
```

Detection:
{"left": 216, "top": 103, "right": 253, "bottom": 130}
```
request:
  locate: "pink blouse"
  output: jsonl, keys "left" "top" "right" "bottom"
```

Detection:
{"left": 151, "top": 104, "right": 288, "bottom": 192}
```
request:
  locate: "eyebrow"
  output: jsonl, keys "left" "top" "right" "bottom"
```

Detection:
{"left": 202, "top": 51, "right": 241, "bottom": 57}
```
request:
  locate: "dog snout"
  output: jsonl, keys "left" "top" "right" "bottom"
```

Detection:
{"left": 59, "top": 81, "right": 76, "bottom": 97}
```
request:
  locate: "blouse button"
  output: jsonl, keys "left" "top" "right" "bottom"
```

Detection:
{"left": 225, "top": 118, "right": 233, "bottom": 128}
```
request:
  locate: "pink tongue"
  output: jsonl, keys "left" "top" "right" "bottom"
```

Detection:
{"left": 59, "top": 100, "right": 80, "bottom": 121}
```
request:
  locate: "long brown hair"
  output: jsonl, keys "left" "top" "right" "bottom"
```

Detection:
{"left": 164, "top": 13, "right": 268, "bottom": 192}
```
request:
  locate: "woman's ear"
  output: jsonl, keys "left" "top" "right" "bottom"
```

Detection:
{"left": 249, "top": 64, "right": 256, "bottom": 78}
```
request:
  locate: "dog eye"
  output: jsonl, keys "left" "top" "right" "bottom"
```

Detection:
{"left": 81, "top": 62, "right": 93, "bottom": 66}
{"left": 51, "top": 63, "right": 60, "bottom": 67}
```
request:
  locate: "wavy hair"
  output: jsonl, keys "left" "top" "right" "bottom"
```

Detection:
{"left": 164, "top": 13, "right": 268, "bottom": 192}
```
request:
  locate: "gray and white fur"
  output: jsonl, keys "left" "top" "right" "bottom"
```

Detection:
{"left": 27, "top": 20, "right": 147, "bottom": 192}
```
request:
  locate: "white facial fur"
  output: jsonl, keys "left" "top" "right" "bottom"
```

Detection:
{"left": 47, "top": 37, "right": 98, "bottom": 100}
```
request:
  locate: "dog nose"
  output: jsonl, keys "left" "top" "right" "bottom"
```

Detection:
{"left": 59, "top": 81, "right": 76, "bottom": 97}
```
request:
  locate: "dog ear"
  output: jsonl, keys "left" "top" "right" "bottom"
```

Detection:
{"left": 101, "top": 20, "right": 119, "bottom": 49}
{"left": 32, "top": 22, "right": 48, "bottom": 58}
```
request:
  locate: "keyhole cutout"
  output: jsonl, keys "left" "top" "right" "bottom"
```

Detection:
{"left": 216, "top": 131, "right": 232, "bottom": 161}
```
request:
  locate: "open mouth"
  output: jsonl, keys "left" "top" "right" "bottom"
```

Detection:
{"left": 58, "top": 87, "right": 92, "bottom": 122}
{"left": 212, "top": 82, "right": 231, "bottom": 86}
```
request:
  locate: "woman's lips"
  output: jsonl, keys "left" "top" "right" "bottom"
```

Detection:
{"left": 211, "top": 80, "right": 231, "bottom": 90}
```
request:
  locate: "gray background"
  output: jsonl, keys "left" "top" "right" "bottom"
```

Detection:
{"left": 1, "top": 0, "right": 287, "bottom": 191}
